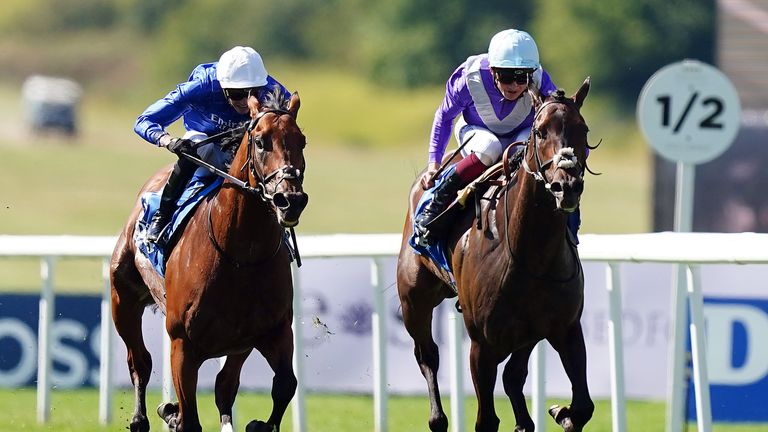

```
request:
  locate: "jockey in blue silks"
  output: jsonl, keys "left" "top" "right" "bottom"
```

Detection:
{"left": 134, "top": 46, "right": 291, "bottom": 243}
{"left": 415, "top": 29, "right": 580, "bottom": 243}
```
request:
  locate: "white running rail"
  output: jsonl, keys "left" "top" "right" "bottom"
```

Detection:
{"left": 3, "top": 232, "right": 768, "bottom": 431}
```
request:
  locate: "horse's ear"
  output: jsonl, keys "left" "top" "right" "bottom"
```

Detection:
{"left": 287, "top": 92, "right": 300, "bottom": 119}
{"left": 248, "top": 95, "right": 262, "bottom": 118}
{"left": 573, "top": 77, "right": 591, "bottom": 109}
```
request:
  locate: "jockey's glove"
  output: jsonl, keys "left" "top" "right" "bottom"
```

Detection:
{"left": 166, "top": 137, "right": 194, "bottom": 155}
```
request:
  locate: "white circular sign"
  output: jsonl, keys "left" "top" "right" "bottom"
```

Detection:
{"left": 637, "top": 60, "right": 741, "bottom": 164}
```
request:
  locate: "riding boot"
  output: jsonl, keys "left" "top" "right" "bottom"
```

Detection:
{"left": 415, "top": 172, "right": 465, "bottom": 238}
{"left": 146, "top": 159, "right": 196, "bottom": 243}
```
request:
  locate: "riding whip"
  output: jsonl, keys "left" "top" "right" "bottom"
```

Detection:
{"left": 426, "top": 133, "right": 475, "bottom": 188}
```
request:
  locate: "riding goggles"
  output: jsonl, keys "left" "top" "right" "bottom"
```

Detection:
{"left": 223, "top": 87, "right": 259, "bottom": 100}
{"left": 494, "top": 68, "right": 534, "bottom": 85}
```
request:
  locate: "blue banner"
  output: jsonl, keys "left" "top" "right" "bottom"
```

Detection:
{"left": 687, "top": 297, "right": 768, "bottom": 422}
{"left": 0, "top": 294, "right": 101, "bottom": 387}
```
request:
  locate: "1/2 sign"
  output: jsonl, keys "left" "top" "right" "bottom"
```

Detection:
{"left": 637, "top": 60, "right": 741, "bottom": 165}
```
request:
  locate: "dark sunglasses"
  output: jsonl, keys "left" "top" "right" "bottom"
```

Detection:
{"left": 223, "top": 88, "right": 256, "bottom": 100}
{"left": 494, "top": 69, "right": 533, "bottom": 85}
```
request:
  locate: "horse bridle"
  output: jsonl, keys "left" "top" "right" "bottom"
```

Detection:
{"left": 503, "top": 92, "right": 584, "bottom": 283}
{"left": 243, "top": 108, "right": 306, "bottom": 204}
{"left": 521, "top": 94, "right": 584, "bottom": 193}
{"left": 204, "top": 108, "right": 306, "bottom": 269}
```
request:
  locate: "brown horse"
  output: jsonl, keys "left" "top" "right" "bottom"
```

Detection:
{"left": 110, "top": 91, "right": 308, "bottom": 432}
{"left": 397, "top": 79, "right": 594, "bottom": 432}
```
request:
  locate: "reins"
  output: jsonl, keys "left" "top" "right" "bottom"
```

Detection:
{"left": 501, "top": 92, "right": 583, "bottom": 283}
{"left": 180, "top": 108, "right": 304, "bottom": 268}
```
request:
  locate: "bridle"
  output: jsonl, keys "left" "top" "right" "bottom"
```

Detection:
{"left": 242, "top": 108, "right": 306, "bottom": 204}
{"left": 521, "top": 94, "right": 584, "bottom": 194}
{"left": 203, "top": 107, "right": 306, "bottom": 268}
{"left": 502, "top": 91, "right": 585, "bottom": 283}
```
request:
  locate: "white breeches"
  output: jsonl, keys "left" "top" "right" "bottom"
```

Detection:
{"left": 454, "top": 116, "right": 530, "bottom": 166}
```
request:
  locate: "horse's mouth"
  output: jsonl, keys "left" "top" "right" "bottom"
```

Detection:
{"left": 555, "top": 195, "right": 581, "bottom": 213}
{"left": 278, "top": 215, "right": 300, "bottom": 228}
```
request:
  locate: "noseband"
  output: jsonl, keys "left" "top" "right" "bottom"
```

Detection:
{"left": 522, "top": 94, "right": 584, "bottom": 193}
{"left": 243, "top": 109, "right": 305, "bottom": 203}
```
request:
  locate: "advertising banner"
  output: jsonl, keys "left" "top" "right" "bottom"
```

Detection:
{"left": 1, "top": 258, "right": 767, "bottom": 422}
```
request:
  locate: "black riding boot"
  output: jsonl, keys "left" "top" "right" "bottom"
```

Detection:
{"left": 414, "top": 172, "right": 465, "bottom": 240}
{"left": 146, "top": 159, "right": 196, "bottom": 243}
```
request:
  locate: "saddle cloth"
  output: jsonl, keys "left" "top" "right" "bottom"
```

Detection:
{"left": 134, "top": 173, "right": 223, "bottom": 277}
{"left": 408, "top": 166, "right": 457, "bottom": 286}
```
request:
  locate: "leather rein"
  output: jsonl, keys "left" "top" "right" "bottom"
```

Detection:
{"left": 502, "top": 92, "right": 583, "bottom": 283}
{"left": 203, "top": 108, "right": 305, "bottom": 268}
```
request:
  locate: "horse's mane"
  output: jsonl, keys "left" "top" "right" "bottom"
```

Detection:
{"left": 261, "top": 85, "right": 291, "bottom": 111}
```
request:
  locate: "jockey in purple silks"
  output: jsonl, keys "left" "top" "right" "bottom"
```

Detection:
{"left": 134, "top": 46, "right": 291, "bottom": 243}
{"left": 415, "top": 29, "right": 577, "bottom": 243}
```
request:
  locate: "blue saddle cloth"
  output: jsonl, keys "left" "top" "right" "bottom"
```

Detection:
{"left": 408, "top": 166, "right": 457, "bottom": 286}
{"left": 134, "top": 172, "right": 223, "bottom": 277}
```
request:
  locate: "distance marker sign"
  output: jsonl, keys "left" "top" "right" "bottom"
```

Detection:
{"left": 637, "top": 60, "right": 741, "bottom": 165}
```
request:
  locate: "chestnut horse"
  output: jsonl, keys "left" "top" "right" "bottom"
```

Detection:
{"left": 397, "top": 79, "right": 594, "bottom": 432}
{"left": 110, "top": 91, "right": 308, "bottom": 432}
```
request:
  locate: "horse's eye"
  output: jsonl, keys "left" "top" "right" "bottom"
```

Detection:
{"left": 252, "top": 135, "right": 265, "bottom": 151}
{"left": 536, "top": 129, "right": 547, "bottom": 139}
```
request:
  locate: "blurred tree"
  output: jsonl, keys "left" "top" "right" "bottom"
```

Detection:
{"left": 151, "top": 0, "right": 331, "bottom": 80}
{"left": 357, "top": 0, "right": 532, "bottom": 88}
{"left": 116, "top": 0, "right": 185, "bottom": 33}
{"left": 0, "top": 0, "right": 118, "bottom": 35}
{"left": 532, "top": 0, "right": 715, "bottom": 111}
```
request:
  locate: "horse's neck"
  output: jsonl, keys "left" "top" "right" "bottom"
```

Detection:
{"left": 209, "top": 185, "right": 281, "bottom": 255}
{"left": 505, "top": 172, "right": 568, "bottom": 265}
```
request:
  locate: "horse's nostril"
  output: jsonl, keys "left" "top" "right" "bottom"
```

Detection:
{"left": 273, "top": 193, "right": 290, "bottom": 209}
{"left": 549, "top": 182, "right": 563, "bottom": 193}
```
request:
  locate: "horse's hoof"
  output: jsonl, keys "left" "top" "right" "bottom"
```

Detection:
{"left": 157, "top": 401, "right": 179, "bottom": 423}
{"left": 129, "top": 415, "right": 150, "bottom": 432}
{"left": 548, "top": 405, "right": 577, "bottom": 432}
{"left": 245, "top": 420, "right": 277, "bottom": 432}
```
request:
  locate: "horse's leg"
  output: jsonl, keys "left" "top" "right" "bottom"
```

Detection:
{"left": 502, "top": 343, "right": 536, "bottom": 432}
{"left": 398, "top": 263, "right": 449, "bottom": 432}
{"left": 547, "top": 323, "right": 594, "bottom": 432}
{"left": 247, "top": 320, "right": 297, "bottom": 432}
{"left": 469, "top": 340, "right": 501, "bottom": 432}
{"left": 162, "top": 337, "right": 203, "bottom": 432}
{"left": 215, "top": 351, "right": 251, "bottom": 432}
{"left": 111, "top": 257, "right": 152, "bottom": 432}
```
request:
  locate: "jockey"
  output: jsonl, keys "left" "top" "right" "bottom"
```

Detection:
{"left": 134, "top": 46, "right": 291, "bottom": 243}
{"left": 415, "top": 29, "right": 559, "bottom": 241}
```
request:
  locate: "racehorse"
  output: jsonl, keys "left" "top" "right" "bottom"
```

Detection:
{"left": 397, "top": 78, "right": 595, "bottom": 432}
{"left": 110, "top": 91, "right": 308, "bottom": 432}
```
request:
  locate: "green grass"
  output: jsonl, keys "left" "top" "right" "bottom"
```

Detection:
{"left": 2, "top": 388, "right": 764, "bottom": 431}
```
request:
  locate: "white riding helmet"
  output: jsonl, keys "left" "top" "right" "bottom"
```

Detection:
{"left": 216, "top": 46, "right": 269, "bottom": 89}
{"left": 488, "top": 29, "right": 540, "bottom": 69}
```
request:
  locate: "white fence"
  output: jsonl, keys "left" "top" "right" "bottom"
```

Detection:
{"left": 2, "top": 232, "right": 768, "bottom": 432}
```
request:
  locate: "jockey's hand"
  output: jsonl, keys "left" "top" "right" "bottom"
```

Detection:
{"left": 419, "top": 162, "right": 441, "bottom": 190}
{"left": 166, "top": 137, "right": 194, "bottom": 155}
